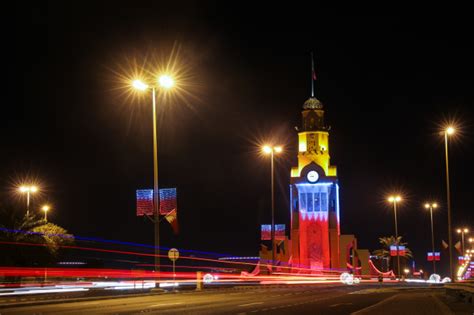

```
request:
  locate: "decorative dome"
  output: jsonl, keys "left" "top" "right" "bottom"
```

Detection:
{"left": 303, "top": 97, "right": 323, "bottom": 110}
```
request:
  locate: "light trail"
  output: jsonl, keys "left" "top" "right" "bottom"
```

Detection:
{"left": 0, "top": 227, "right": 232, "bottom": 257}
{"left": 0, "top": 240, "right": 340, "bottom": 275}
{"left": 0, "top": 227, "right": 347, "bottom": 274}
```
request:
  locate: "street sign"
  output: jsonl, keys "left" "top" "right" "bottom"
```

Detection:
{"left": 168, "top": 248, "right": 179, "bottom": 261}
{"left": 168, "top": 248, "right": 179, "bottom": 282}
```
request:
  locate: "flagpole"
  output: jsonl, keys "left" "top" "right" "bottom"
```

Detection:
{"left": 311, "top": 52, "right": 315, "bottom": 97}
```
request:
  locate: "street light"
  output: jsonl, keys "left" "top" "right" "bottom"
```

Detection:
{"left": 262, "top": 145, "right": 283, "bottom": 272}
{"left": 388, "top": 195, "right": 402, "bottom": 279}
{"left": 403, "top": 268, "right": 410, "bottom": 278}
{"left": 443, "top": 126, "right": 455, "bottom": 280}
{"left": 18, "top": 185, "right": 39, "bottom": 216}
{"left": 42, "top": 205, "right": 50, "bottom": 221}
{"left": 456, "top": 228, "right": 469, "bottom": 255}
{"left": 424, "top": 202, "right": 438, "bottom": 274}
{"left": 132, "top": 74, "right": 175, "bottom": 273}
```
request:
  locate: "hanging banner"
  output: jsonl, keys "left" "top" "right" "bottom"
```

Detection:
{"left": 390, "top": 245, "right": 406, "bottom": 256}
{"left": 427, "top": 252, "right": 441, "bottom": 261}
{"left": 136, "top": 189, "right": 154, "bottom": 216}
{"left": 398, "top": 246, "right": 406, "bottom": 257}
{"left": 261, "top": 225, "right": 271, "bottom": 240}
{"left": 159, "top": 188, "right": 177, "bottom": 215}
{"left": 261, "top": 224, "right": 285, "bottom": 240}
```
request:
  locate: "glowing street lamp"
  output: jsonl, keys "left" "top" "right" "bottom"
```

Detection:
{"left": 262, "top": 145, "right": 283, "bottom": 272}
{"left": 424, "top": 202, "right": 438, "bottom": 274}
{"left": 18, "top": 185, "right": 38, "bottom": 216}
{"left": 42, "top": 205, "right": 50, "bottom": 221}
{"left": 456, "top": 228, "right": 469, "bottom": 255}
{"left": 443, "top": 126, "right": 455, "bottom": 280}
{"left": 388, "top": 195, "right": 402, "bottom": 279}
{"left": 131, "top": 73, "right": 176, "bottom": 273}
{"left": 158, "top": 75, "right": 174, "bottom": 89}
{"left": 403, "top": 268, "right": 410, "bottom": 279}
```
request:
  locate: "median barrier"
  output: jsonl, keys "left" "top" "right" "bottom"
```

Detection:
{"left": 445, "top": 283, "right": 473, "bottom": 305}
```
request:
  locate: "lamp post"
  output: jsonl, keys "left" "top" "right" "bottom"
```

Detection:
{"left": 262, "top": 145, "right": 282, "bottom": 272}
{"left": 456, "top": 228, "right": 469, "bottom": 255}
{"left": 444, "top": 126, "right": 455, "bottom": 280}
{"left": 132, "top": 74, "right": 175, "bottom": 273}
{"left": 424, "top": 202, "right": 438, "bottom": 274}
{"left": 42, "top": 205, "right": 50, "bottom": 221}
{"left": 19, "top": 185, "right": 38, "bottom": 216}
{"left": 388, "top": 195, "right": 402, "bottom": 279}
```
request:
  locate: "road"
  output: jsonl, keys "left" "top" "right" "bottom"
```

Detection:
{"left": 0, "top": 284, "right": 469, "bottom": 314}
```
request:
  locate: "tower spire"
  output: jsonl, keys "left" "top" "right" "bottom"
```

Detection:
{"left": 311, "top": 52, "right": 316, "bottom": 97}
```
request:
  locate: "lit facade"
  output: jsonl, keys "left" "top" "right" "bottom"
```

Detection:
{"left": 289, "top": 97, "right": 340, "bottom": 270}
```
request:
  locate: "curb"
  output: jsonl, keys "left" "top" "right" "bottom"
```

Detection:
{"left": 0, "top": 291, "right": 162, "bottom": 309}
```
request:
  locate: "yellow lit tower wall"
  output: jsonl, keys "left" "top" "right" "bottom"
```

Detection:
{"left": 290, "top": 97, "right": 340, "bottom": 270}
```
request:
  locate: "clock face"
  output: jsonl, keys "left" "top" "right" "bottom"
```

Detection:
{"left": 307, "top": 170, "right": 319, "bottom": 183}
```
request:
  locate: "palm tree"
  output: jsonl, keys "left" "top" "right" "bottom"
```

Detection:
{"left": 372, "top": 236, "right": 413, "bottom": 274}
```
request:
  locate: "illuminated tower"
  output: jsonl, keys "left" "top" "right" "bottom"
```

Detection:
{"left": 289, "top": 93, "right": 340, "bottom": 270}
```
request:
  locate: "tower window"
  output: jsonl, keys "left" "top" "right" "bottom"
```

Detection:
{"left": 298, "top": 190, "right": 329, "bottom": 213}
{"left": 321, "top": 193, "right": 328, "bottom": 211}
{"left": 306, "top": 193, "right": 313, "bottom": 212}
{"left": 314, "top": 193, "right": 321, "bottom": 211}
{"left": 299, "top": 192, "right": 306, "bottom": 211}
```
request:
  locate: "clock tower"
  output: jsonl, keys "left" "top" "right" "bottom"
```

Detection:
{"left": 289, "top": 95, "right": 340, "bottom": 270}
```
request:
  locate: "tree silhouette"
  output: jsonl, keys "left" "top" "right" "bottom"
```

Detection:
{"left": 0, "top": 207, "right": 74, "bottom": 267}
{"left": 372, "top": 236, "right": 413, "bottom": 274}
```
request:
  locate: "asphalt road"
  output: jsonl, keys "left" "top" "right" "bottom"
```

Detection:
{"left": 0, "top": 284, "right": 469, "bottom": 314}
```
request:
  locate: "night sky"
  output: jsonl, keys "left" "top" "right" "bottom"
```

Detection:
{"left": 6, "top": 3, "right": 473, "bottom": 272}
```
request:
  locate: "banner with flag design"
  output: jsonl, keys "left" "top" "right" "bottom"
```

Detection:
{"left": 136, "top": 189, "right": 154, "bottom": 216}
{"left": 159, "top": 188, "right": 177, "bottom": 215}
{"left": 261, "top": 224, "right": 286, "bottom": 241}
{"left": 390, "top": 245, "right": 406, "bottom": 256}
{"left": 427, "top": 252, "right": 441, "bottom": 261}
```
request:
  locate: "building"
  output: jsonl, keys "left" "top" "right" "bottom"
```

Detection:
{"left": 289, "top": 95, "right": 340, "bottom": 270}
{"left": 258, "top": 61, "right": 374, "bottom": 276}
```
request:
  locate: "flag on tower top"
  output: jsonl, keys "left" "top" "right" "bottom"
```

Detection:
{"left": 311, "top": 53, "right": 317, "bottom": 81}
{"left": 310, "top": 52, "right": 317, "bottom": 97}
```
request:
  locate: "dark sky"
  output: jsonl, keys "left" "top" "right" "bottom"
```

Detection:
{"left": 5, "top": 3, "right": 474, "bottom": 272}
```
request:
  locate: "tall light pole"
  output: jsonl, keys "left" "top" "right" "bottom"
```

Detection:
{"left": 262, "top": 145, "right": 282, "bottom": 272}
{"left": 456, "top": 228, "right": 469, "bottom": 255}
{"left": 42, "top": 205, "right": 50, "bottom": 221}
{"left": 19, "top": 185, "right": 38, "bottom": 216}
{"left": 132, "top": 74, "right": 175, "bottom": 273}
{"left": 444, "top": 126, "right": 455, "bottom": 280}
{"left": 424, "top": 202, "right": 438, "bottom": 274}
{"left": 388, "top": 195, "right": 402, "bottom": 279}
